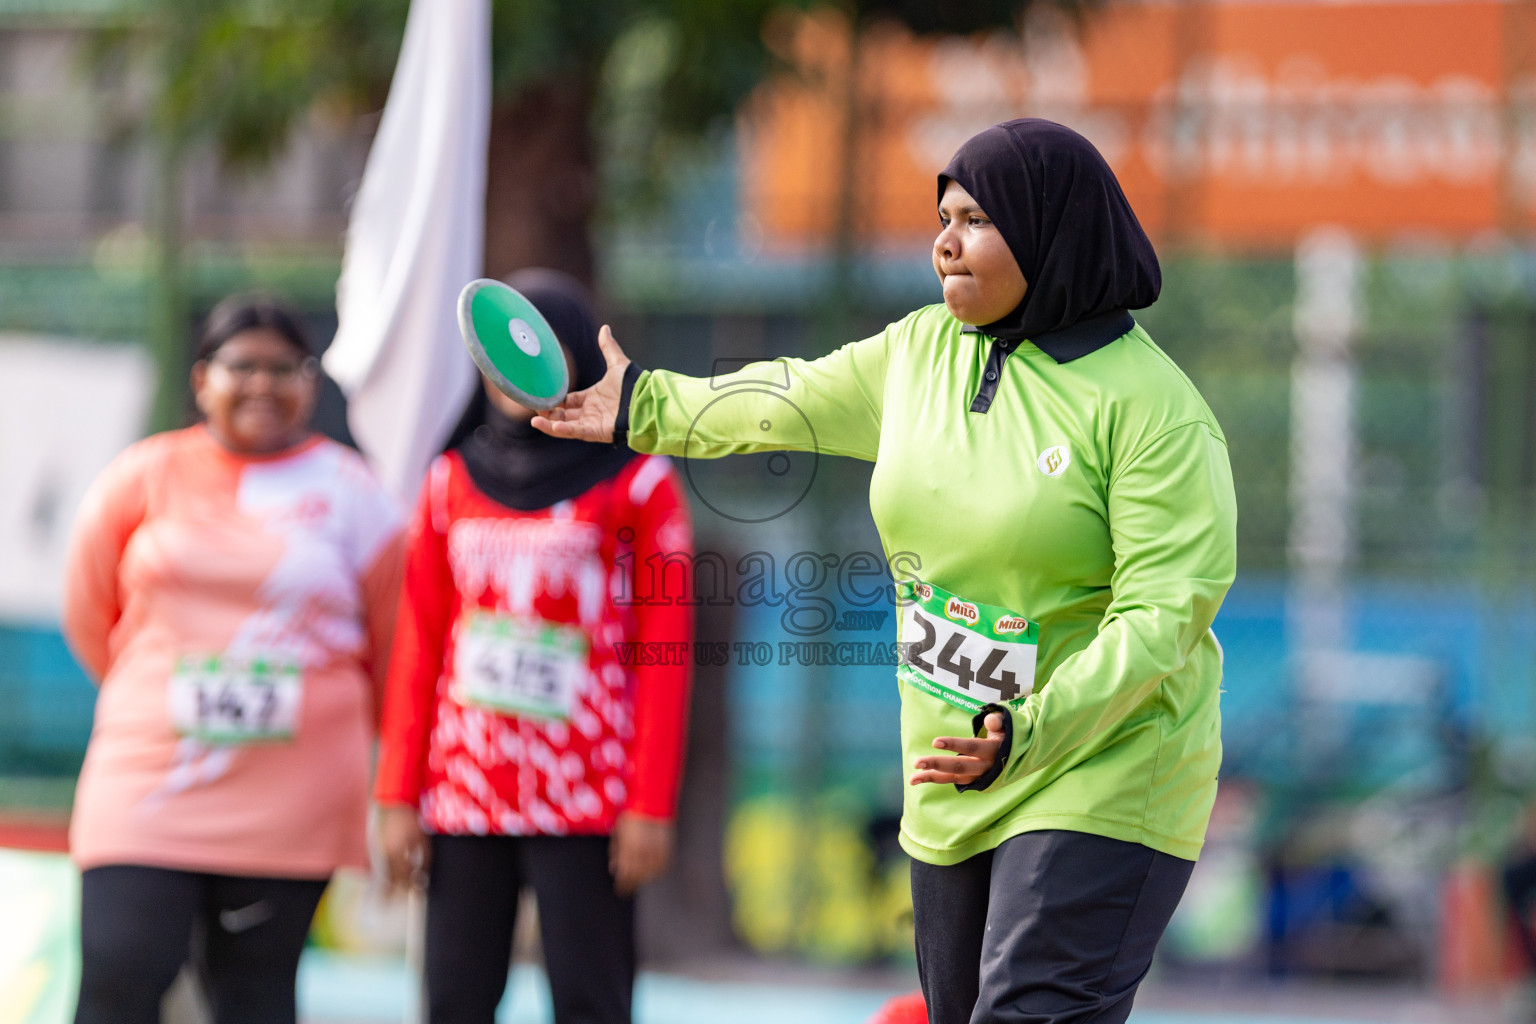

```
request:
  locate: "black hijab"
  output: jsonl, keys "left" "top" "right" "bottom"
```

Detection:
{"left": 938, "top": 118, "right": 1160, "bottom": 361}
{"left": 444, "top": 268, "right": 635, "bottom": 510}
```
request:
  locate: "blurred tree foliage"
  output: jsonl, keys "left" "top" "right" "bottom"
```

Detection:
{"left": 97, "top": 0, "right": 1091, "bottom": 425}
{"left": 90, "top": 0, "right": 410, "bottom": 430}
{"left": 482, "top": 0, "right": 1085, "bottom": 282}
{"left": 92, "top": 0, "right": 409, "bottom": 168}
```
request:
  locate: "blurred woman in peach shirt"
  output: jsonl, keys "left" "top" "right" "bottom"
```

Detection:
{"left": 61, "top": 296, "right": 403, "bottom": 1024}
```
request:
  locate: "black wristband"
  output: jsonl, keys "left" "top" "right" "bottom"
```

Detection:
{"left": 955, "top": 703, "right": 1012, "bottom": 793}
{"left": 613, "top": 361, "right": 643, "bottom": 449}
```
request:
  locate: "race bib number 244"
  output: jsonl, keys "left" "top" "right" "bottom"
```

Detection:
{"left": 895, "top": 581, "right": 1038, "bottom": 714}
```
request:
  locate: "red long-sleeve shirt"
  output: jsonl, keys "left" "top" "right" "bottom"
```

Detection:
{"left": 374, "top": 451, "right": 693, "bottom": 834}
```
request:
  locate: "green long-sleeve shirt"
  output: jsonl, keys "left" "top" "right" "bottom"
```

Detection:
{"left": 628, "top": 304, "right": 1237, "bottom": 863}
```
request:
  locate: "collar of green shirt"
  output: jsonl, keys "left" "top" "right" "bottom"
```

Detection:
{"left": 963, "top": 308, "right": 1134, "bottom": 413}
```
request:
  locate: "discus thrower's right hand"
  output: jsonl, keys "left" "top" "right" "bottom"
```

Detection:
{"left": 531, "top": 325, "right": 630, "bottom": 444}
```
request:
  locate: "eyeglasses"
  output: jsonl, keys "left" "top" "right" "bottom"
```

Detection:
{"left": 209, "top": 356, "right": 320, "bottom": 384}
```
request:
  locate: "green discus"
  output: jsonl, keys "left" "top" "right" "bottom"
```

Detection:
{"left": 457, "top": 279, "right": 569, "bottom": 410}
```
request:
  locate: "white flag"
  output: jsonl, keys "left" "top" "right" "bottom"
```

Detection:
{"left": 325, "top": 0, "right": 489, "bottom": 503}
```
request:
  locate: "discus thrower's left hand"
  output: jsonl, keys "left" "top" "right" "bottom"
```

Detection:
{"left": 910, "top": 711, "right": 1006, "bottom": 786}
{"left": 532, "top": 324, "right": 630, "bottom": 444}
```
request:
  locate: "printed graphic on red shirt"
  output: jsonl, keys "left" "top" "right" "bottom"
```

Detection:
{"left": 376, "top": 453, "right": 694, "bottom": 837}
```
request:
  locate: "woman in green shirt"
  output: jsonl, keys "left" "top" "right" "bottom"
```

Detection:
{"left": 535, "top": 119, "right": 1237, "bottom": 1024}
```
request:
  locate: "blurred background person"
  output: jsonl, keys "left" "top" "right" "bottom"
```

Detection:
{"left": 373, "top": 270, "right": 694, "bottom": 1024}
{"left": 59, "top": 296, "right": 404, "bottom": 1024}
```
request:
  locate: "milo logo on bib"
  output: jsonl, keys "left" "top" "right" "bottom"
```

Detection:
{"left": 945, "top": 597, "right": 979, "bottom": 625}
{"left": 896, "top": 580, "right": 1039, "bottom": 714}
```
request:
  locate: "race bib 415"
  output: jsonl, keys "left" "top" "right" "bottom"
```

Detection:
{"left": 895, "top": 581, "right": 1038, "bottom": 714}
{"left": 453, "top": 611, "right": 590, "bottom": 722}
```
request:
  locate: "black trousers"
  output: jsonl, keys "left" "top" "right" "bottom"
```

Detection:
{"left": 74, "top": 864, "right": 329, "bottom": 1024}
{"left": 910, "top": 829, "right": 1194, "bottom": 1024}
{"left": 1503, "top": 852, "right": 1536, "bottom": 970}
{"left": 425, "top": 834, "right": 636, "bottom": 1024}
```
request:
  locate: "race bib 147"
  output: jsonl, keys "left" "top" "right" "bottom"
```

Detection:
{"left": 168, "top": 654, "right": 302, "bottom": 744}
{"left": 895, "top": 580, "right": 1038, "bottom": 714}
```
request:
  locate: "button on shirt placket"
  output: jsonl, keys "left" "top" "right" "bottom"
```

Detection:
{"left": 970, "top": 339, "right": 1018, "bottom": 414}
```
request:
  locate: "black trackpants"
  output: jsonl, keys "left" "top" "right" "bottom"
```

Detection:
{"left": 74, "top": 864, "right": 329, "bottom": 1024}
{"left": 910, "top": 829, "right": 1194, "bottom": 1024}
{"left": 1503, "top": 852, "right": 1536, "bottom": 969}
{"left": 425, "top": 834, "right": 636, "bottom": 1024}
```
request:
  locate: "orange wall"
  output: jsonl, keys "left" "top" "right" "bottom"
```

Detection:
{"left": 740, "top": 1, "right": 1535, "bottom": 251}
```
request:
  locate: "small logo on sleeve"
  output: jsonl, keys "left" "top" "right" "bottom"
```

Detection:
{"left": 1037, "top": 445, "right": 1071, "bottom": 477}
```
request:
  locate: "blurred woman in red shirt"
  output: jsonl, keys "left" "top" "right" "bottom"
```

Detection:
{"left": 373, "top": 269, "right": 693, "bottom": 1024}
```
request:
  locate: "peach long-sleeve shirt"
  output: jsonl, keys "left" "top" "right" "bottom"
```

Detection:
{"left": 62, "top": 426, "right": 403, "bottom": 877}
